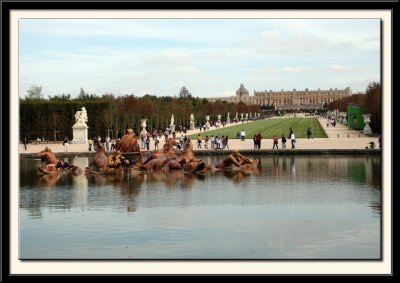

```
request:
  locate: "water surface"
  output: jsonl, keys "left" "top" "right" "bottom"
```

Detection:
{"left": 19, "top": 155, "right": 381, "bottom": 259}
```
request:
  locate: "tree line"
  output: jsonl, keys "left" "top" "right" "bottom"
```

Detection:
{"left": 20, "top": 86, "right": 260, "bottom": 141}
{"left": 327, "top": 82, "right": 381, "bottom": 133}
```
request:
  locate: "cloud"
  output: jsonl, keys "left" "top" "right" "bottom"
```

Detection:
{"left": 171, "top": 67, "right": 201, "bottom": 76}
{"left": 19, "top": 19, "right": 381, "bottom": 97}
{"left": 327, "top": 65, "right": 363, "bottom": 73}
{"left": 284, "top": 66, "right": 310, "bottom": 74}
{"left": 143, "top": 51, "right": 191, "bottom": 65}
{"left": 261, "top": 30, "right": 279, "bottom": 38}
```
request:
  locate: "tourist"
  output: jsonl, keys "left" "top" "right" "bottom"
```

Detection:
{"left": 24, "top": 137, "right": 27, "bottom": 151}
{"left": 236, "top": 131, "right": 240, "bottom": 139}
{"left": 272, "top": 135, "right": 279, "bottom": 149}
{"left": 216, "top": 136, "right": 221, "bottom": 149}
{"left": 281, "top": 134, "right": 287, "bottom": 149}
{"left": 106, "top": 136, "right": 110, "bottom": 151}
{"left": 289, "top": 127, "right": 293, "bottom": 138}
{"left": 225, "top": 135, "right": 229, "bottom": 149}
{"left": 256, "top": 133, "right": 262, "bottom": 149}
{"left": 88, "top": 138, "right": 93, "bottom": 151}
{"left": 241, "top": 129, "right": 246, "bottom": 141}
{"left": 204, "top": 135, "right": 209, "bottom": 149}
{"left": 309, "top": 127, "right": 313, "bottom": 139}
{"left": 290, "top": 132, "right": 296, "bottom": 149}
{"left": 307, "top": 127, "right": 311, "bottom": 139}
{"left": 366, "top": 141, "right": 376, "bottom": 149}
{"left": 172, "top": 131, "right": 176, "bottom": 139}
{"left": 63, "top": 136, "right": 69, "bottom": 152}
{"left": 197, "top": 134, "right": 202, "bottom": 148}
{"left": 146, "top": 136, "right": 150, "bottom": 150}
{"left": 326, "top": 120, "right": 330, "bottom": 127}
{"left": 154, "top": 137, "right": 159, "bottom": 150}
{"left": 253, "top": 135, "right": 257, "bottom": 149}
{"left": 110, "top": 139, "right": 115, "bottom": 151}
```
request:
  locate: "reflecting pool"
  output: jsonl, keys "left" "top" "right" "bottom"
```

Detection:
{"left": 19, "top": 155, "right": 381, "bottom": 259}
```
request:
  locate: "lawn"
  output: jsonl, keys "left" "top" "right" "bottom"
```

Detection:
{"left": 187, "top": 118, "right": 328, "bottom": 139}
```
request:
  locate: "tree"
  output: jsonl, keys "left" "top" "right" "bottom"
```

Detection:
{"left": 365, "top": 82, "right": 381, "bottom": 115}
{"left": 178, "top": 86, "right": 192, "bottom": 99}
{"left": 26, "top": 85, "right": 43, "bottom": 100}
{"left": 49, "top": 93, "right": 71, "bottom": 101}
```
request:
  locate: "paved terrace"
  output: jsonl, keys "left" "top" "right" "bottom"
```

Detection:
{"left": 19, "top": 117, "right": 380, "bottom": 157}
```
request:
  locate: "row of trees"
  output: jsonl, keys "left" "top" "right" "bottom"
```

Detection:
{"left": 327, "top": 82, "right": 381, "bottom": 133}
{"left": 20, "top": 86, "right": 260, "bottom": 140}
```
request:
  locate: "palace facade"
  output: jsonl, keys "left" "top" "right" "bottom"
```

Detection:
{"left": 209, "top": 84, "right": 352, "bottom": 110}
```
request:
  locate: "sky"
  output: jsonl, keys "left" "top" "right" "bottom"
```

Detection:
{"left": 19, "top": 18, "right": 381, "bottom": 99}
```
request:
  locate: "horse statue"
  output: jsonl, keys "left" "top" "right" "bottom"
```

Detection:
{"left": 168, "top": 139, "right": 212, "bottom": 173}
{"left": 114, "top": 129, "right": 142, "bottom": 163}
{"left": 142, "top": 138, "right": 178, "bottom": 171}
{"left": 86, "top": 142, "right": 123, "bottom": 175}
{"left": 215, "top": 150, "right": 261, "bottom": 172}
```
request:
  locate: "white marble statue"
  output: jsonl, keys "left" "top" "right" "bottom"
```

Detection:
{"left": 74, "top": 107, "right": 88, "bottom": 126}
{"left": 190, "top": 113, "right": 194, "bottom": 122}
{"left": 170, "top": 114, "right": 175, "bottom": 125}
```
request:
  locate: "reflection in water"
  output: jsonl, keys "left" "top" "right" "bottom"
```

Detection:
{"left": 37, "top": 174, "right": 61, "bottom": 188}
{"left": 20, "top": 155, "right": 382, "bottom": 216}
{"left": 19, "top": 155, "right": 381, "bottom": 259}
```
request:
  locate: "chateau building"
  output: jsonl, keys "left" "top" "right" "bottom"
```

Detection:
{"left": 209, "top": 84, "right": 352, "bottom": 110}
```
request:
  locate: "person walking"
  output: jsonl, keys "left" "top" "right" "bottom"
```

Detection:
{"left": 88, "top": 138, "right": 93, "bottom": 151}
{"left": 23, "top": 137, "right": 27, "bottom": 151}
{"left": 154, "top": 136, "right": 159, "bottom": 150}
{"left": 290, "top": 132, "right": 296, "bottom": 149}
{"left": 63, "top": 136, "right": 69, "bottom": 152}
{"left": 256, "top": 133, "right": 262, "bottom": 149}
{"left": 241, "top": 129, "right": 246, "bottom": 141}
{"left": 272, "top": 135, "right": 279, "bottom": 149}
{"left": 197, "top": 134, "right": 202, "bottom": 148}
{"left": 106, "top": 136, "right": 110, "bottom": 151}
{"left": 146, "top": 136, "right": 150, "bottom": 150}
{"left": 281, "top": 134, "right": 287, "bottom": 149}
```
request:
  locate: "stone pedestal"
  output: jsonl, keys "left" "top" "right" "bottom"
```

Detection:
{"left": 189, "top": 121, "right": 195, "bottom": 130}
{"left": 170, "top": 124, "right": 175, "bottom": 132}
{"left": 343, "top": 117, "right": 347, "bottom": 125}
{"left": 71, "top": 124, "right": 88, "bottom": 144}
{"left": 363, "top": 114, "right": 372, "bottom": 135}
